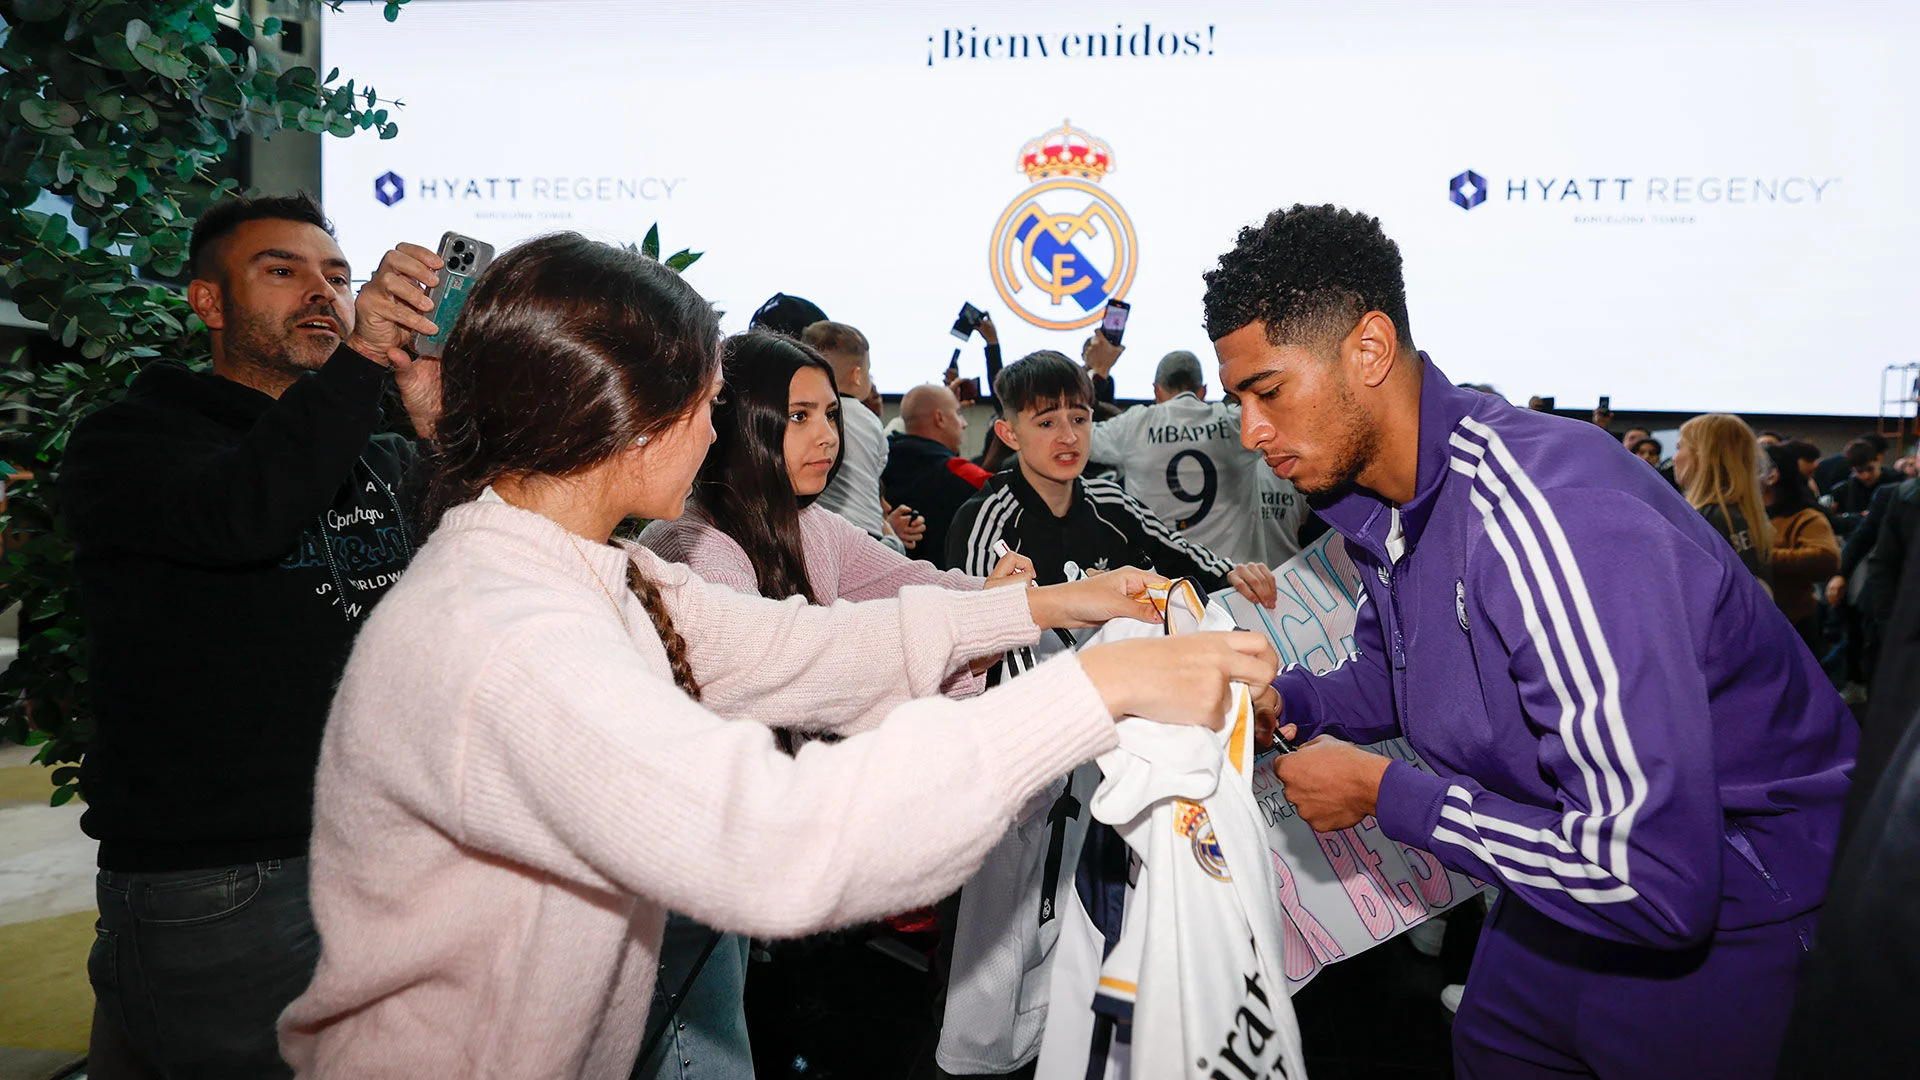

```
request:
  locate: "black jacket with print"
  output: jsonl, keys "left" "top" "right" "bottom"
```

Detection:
{"left": 62, "top": 346, "right": 417, "bottom": 871}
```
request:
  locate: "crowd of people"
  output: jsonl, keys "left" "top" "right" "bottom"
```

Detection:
{"left": 1589, "top": 407, "right": 1916, "bottom": 708}
{"left": 45, "top": 191, "right": 1907, "bottom": 1080}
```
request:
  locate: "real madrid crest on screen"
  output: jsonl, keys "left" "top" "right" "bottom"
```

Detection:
{"left": 988, "top": 120, "right": 1137, "bottom": 332}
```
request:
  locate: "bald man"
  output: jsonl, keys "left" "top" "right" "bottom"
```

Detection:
{"left": 883, "top": 384, "right": 990, "bottom": 568}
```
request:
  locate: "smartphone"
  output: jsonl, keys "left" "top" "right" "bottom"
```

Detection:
{"left": 951, "top": 301, "right": 986, "bottom": 341}
{"left": 1099, "top": 298, "right": 1130, "bottom": 346}
{"left": 413, "top": 232, "right": 495, "bottom": 358}
{"left": 1598, "top": 395, "right": 1612, "bottom": 412}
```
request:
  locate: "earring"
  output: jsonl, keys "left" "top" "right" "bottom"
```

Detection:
{"left": 635, "top": 435, "right": 650, "bottom": 447}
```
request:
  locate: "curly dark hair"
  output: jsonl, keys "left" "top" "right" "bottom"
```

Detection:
{"left": 1201, "top": 203, "right": 1413, "bottom": 351}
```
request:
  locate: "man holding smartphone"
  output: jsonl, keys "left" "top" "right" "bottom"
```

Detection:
{"left": 62, "top": 193, "right": 444, "bottom": 1078}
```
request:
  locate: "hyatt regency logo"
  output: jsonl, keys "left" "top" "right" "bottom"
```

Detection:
{"left": 374, "top": 171, "right": 405, "bottom": 206}
{"left": 1449, "top": 170, "right": 1487, "bottom": 211}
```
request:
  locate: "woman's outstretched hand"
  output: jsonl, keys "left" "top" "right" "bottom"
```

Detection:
{"left": 1025, "top": 566, "right": 1167, "bottom": 628}
{"left": 1078, "top": 631, "right": 1279, "bottom": 730}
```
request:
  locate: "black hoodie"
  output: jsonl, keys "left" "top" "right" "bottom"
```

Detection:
{"left": 61, "top": 346, "right": 416, "bottom": 871}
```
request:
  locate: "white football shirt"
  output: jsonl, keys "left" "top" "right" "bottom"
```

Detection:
{"left": 1090, "top": 394, "right": 1265, "bottom": 564}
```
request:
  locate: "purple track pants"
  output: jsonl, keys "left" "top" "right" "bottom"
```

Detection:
{"left": 1454, "top": 896, "right": 1815, "bottom": 1079}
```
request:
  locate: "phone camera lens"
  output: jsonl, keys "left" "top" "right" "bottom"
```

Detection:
{"left": 452, "top": 240, "right": 467, "bottom": 253}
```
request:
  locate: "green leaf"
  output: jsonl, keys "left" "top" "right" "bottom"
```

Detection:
{"left": 50, "top": 785, "right": 77, "bottom": 807}
{"left": 641, "top": 224, "right": 661, "bottom": 260}
{"left": 79, "top": 166, "right": 118, "bottom": 194}
{"left": 35, "top": 212, "right": 68, "bottom": 246}
{"left": 19, "top": 98, "right": 80, "bottom": 132}
{"left": 384, "top": 1, "right": 403, "bottom": 22}
{"left": 124, "top": 18, "right": 150, "bottom": 55}
{"left": 50, "top": 765, "right": 80, "bottom": 786}
{"left": 665, "top": 250, "right": 704, "bottom": 273}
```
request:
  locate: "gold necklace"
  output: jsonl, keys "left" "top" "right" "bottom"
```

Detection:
{"left": 568, "top": 535, "right": 630, "bottom": 631}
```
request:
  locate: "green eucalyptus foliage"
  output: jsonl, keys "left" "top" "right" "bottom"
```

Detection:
{"left": 628, "top": 223, "right": 703, "bottom": 275}
{"left": 0, "top": 0, "right": 408, "bottom": 805}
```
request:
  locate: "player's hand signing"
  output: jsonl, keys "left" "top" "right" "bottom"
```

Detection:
{"left": 983, "top": 550, "right": 1036, "bottom": 589}
{"left": 1272, "top": 735, "right": 1391, "bottom": 831}
{"left": 345, "top": 242, "right": 445, "bottom": 439}
{"left": 1080, "top": 631, "right": 1279, "bottom": 730}
{"left": 1226, "top": 562, "right": 1278, "bottom": 608}
{"left": 1027, "top": 566, "right": 1166, "bottom": 628}
{"left": 1252, "top": 683, "right": 1281, "bottom": 748}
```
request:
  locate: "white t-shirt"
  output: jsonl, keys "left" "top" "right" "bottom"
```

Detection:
{"left": 1090, "top": 394, "right": 1264, "bottom": 564}
{"left": 813, "top": 395, "right": 888, "bottom": 539}
{"left": 1254, "top": 467, "right": 1311, "bottom": 566}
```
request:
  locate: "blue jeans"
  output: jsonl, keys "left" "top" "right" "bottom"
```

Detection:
{"left": 633, "top": 914, "right": 754, "bottom": 1080}
{"left": 89, "top": 858, "right": 321, "bottom": 1079}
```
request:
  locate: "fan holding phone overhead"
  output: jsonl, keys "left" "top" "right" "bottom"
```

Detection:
{"left": 413, "top": 232, "right": 495, "bottom": 358}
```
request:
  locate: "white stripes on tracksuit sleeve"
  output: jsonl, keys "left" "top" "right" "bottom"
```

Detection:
{"left": 957, "top": 489, "right": 1035, "bottom": 681}
{"left": 1435, "top": 417, "right": 1649, "bottom": 904}
{"left": 1082, "top": 478, "right": 1236, "bottom": 580}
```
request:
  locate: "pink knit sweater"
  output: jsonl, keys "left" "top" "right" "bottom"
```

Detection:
{"left": 641, "top": 505, "right": 986, "bottom": 696}
{"left": 641, "top": 504, "right": 979, "bottom": 604}
{"left": 278, "top": 499, "right": 1116, "bottom": 1078}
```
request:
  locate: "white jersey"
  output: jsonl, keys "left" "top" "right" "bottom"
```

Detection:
{"left": 814, "top": 394, "right": 888, "bottom": 539}
{"left": 1253, "top": 468, "right": 1311, "bottom": 566}
{"left": 1038, "top": 593, "right": 1307, "bottom": 1080}
{"left": 937, "top": 761, "right": 1101, "bottom": 1074}
{"left": 1090, "top": 394, "right": 1265, "bottom": 564}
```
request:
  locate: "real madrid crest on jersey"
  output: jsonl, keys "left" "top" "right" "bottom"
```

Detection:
{"left": 988, "top": 120, "right": 1137, "bottom": 332}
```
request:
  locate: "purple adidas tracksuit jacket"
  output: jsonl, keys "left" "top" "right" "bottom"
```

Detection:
{"left": 1276, "top": 362, "right": 1856, "bottom": 1079}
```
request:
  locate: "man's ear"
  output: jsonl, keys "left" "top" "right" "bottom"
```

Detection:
{"left": 187, "top": 277, "right": 225, "bottom": 331}
{"left": 1344, "top": 311, "right": 1400, "bottom": 390}
{"left": 993, "top": 416, "right": 1019, "bottom": 451}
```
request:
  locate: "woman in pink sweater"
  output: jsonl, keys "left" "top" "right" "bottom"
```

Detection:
{"left": 637, "top": 331, "right": 1026, "bottom": 1078}
{"left": 278, "top": 234, "right": 1276, "bottom": 1078}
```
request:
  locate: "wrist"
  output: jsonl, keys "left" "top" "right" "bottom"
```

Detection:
{"left": 1357, "top": 752, "right": 1392, "bottom": 814}
{"left": 1025, "top": 583, "right": 1058, "bottom": 629}
{"left": 1074, "top": 644, "right": 1129, "bottom": 719}
{"left": 344, "top": 334, "right": 393, "bottom": 368}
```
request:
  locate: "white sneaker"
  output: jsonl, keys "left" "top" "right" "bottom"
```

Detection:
{"left": 1841, "top": 682, "right": 1869, "bottom": 705}
{"left": 1441, "top": 983, "right": 1466, "bottom": 1015}
{"left": 1406, "top": 918, "right": 1446, "bottom": 958}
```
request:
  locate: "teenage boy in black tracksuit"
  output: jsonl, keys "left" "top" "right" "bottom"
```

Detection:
{"left": 947, "top": 350, "right": 1261, "bottom": 682}
{"left": 60, "top": 193, "right": 445, "bottom": 1078}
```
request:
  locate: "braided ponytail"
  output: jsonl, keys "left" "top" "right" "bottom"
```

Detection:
{"left": 627, "top": 561, "right": 702, "bottom": 701}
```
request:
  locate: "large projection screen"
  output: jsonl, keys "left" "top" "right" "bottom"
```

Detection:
{"left": 321, "top": 0, "right": 1917, "bottom": 415}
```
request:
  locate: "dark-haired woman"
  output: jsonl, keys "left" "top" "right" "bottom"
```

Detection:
{"left": 1765, "top": 442, "right": 1841, "bottom": 656}
{"left": 644, "top": 331, "right": 1030, "bottom": 658}
{"left": 277, "top": 234, "right": 1278, "bottom": 1078}
{"left": 636, "top": 332, "right": 1031, "bottom": 1078}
